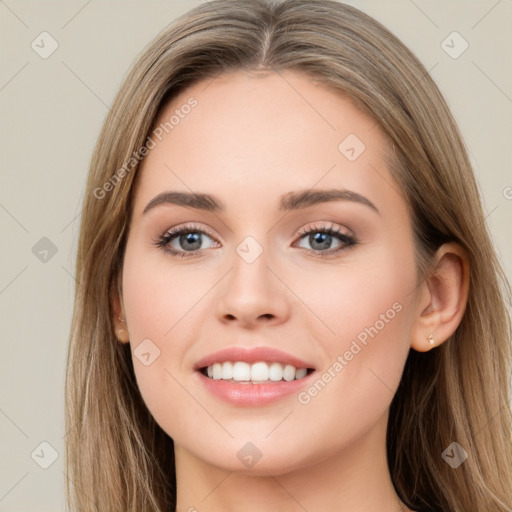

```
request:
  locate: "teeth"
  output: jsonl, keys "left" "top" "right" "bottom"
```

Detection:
{"left": 233, "top": 362, "right": 251, "bottom": 381}
{"left": 203, "top": 361, "right": 310, "bottom": 382}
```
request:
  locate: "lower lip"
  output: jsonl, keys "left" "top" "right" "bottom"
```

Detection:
{"left": 197, "top": 371, "right": 315, "bottom": 406}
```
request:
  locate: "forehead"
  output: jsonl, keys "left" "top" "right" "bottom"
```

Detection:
{"left": 133, "top": 69, "right": 398, "bottom": 215}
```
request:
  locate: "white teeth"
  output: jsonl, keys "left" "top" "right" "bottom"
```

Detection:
{"left": 222, "top": 361, "right": 233, "bottom": 379}
{"left": 212, "top": 363, "right": 223, "bottom": 380}
{"left": 283, "top": 364, "right": 296, "bottom": 382}
{"left": 269, "top": 362, "right": 283, "bottom": 381}
{"left": 232, "top": 362, "right": 251, "bottom": 381}
{"left": 203, "top": 361, "right": 310, "bottom": 382}
{"left": 251, "top": 362, "right": 269, "bottom": 381}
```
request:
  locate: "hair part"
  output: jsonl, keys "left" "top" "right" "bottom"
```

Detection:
{"left": 65, "top": 1, "right": 512, "bottom": 511}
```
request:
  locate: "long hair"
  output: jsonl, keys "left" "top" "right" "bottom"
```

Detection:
{"left": 64, "top": 1, "right": 512, "bottom": 510}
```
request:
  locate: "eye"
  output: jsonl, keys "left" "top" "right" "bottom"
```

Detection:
{"left": 154, "top": 223, "right": 219, "bottom": 258}
{"left": 154, "top": 221, "right": 358, "bottom": 259}
{"left": 294, "top": 222, "right": 358, "bottom": 256}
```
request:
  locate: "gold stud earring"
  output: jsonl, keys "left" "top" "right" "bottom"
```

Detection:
{"left": 427, "top": 334, "right": 435, "bottom": 346}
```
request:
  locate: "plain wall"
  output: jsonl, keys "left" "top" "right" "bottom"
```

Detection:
{"left": 0, "top": 1, "right": 510, "bottom": 510}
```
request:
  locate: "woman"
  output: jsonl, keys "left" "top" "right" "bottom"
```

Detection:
{"left": 64, "top": 1, "right": 512, "bottom": 511}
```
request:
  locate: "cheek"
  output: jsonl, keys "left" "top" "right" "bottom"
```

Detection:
{"left": 302, "top": 242, "right": 417, "bottom": 399}
{"left": 122, "top": 244, "right": 207, "bottom": 341}
{"left": 120, "top": 246, "right": 194, "bottom": 420}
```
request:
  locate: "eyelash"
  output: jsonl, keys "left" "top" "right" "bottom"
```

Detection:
{"left": 153, "top": 222, "right": 358, "bottom": 259}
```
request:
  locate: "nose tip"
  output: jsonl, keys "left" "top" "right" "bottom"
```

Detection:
{"left": 216, "top": 252, "right": 290, "bottom": 328}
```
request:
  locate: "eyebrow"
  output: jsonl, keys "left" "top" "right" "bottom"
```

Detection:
{"left": 142, "top": 188, "right": 380, "bottom": 215}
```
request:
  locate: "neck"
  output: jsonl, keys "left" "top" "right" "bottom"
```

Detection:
{"left": 174, "top": 416, "right": 411, "bottom": 512}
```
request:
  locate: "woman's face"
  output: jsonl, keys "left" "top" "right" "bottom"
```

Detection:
{"left": 119, "top": 69, "right": 421, "bottom": 474}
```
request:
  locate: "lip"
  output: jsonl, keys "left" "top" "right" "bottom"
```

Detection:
{"left": 194, "top": 346, "right": 315, "bottom": 371}
{"left": 196, "top": 372, "right": 316, "bottom": 406}
{"left": 194, "top": 346, "right": 316, "bottom": 407}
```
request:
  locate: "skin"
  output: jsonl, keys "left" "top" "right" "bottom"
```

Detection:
{"left": 114, "top": 69, "right": 469, "bottom": 512}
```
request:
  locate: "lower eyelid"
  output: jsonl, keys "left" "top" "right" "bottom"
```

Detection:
{"left": 157, "top": 224, "right": 357, "bottom": 256}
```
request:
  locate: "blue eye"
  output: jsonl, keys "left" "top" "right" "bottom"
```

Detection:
{"left": 294, "top": 223, "right": 357, "bottom": 256}
{"left": 154, "top": 223, "right": 218, "bottom": 258}
{"left": 154, "top": 222, "right": 357, "bottom": 259}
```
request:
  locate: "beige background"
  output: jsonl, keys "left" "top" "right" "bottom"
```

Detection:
{"left": 1, "top": 1, "right": 511, "bottom": 510}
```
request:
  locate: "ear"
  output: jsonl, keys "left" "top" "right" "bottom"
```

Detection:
{"left": 411, "top": 243, "right": 470, "bottom": 352}
{"left": 112, "top": 274, "right": 130, "bottom": 344}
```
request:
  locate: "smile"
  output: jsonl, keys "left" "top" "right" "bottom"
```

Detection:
{"left": 201, "top": 361, "right": 313, "bottom": 382}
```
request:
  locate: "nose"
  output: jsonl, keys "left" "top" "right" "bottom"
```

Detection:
{"left": 216, "top": 246, "right": 291, "bottom": 329}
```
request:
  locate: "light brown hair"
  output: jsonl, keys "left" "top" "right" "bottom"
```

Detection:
{"left": 65, "top": 1, "right": 512, "bottom": 510}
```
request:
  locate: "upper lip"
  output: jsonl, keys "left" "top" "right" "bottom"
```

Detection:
{"left": 194, "top": 346, "right": 315, "bottom": 371}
